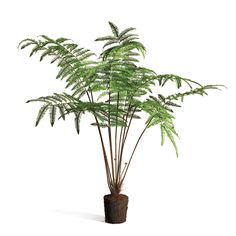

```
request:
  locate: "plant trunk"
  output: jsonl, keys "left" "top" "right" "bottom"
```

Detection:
{"left": 103, "top": 194, "right": 128, "bottom": 224}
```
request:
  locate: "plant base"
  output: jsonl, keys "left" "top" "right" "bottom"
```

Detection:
{"left": 103, "top": 194, "right": 128, "bottom": 224}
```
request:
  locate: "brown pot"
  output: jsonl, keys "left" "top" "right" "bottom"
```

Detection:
{"left": 103, "top": 194, "right": 129, "bottom": 224}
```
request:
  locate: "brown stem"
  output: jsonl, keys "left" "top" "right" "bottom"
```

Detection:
{"left": 117, "top": 105, "right": 131, "bottom": 183}
{"left": 95, "top": 116, "right": 112, "bottom": 187}
{"left": 118, "top": 107, "right": 136, "bottom": 166}
{"left": 108, "top": 126, "right": 115, "bottom": 182}
{"left": 114, "top": 92, "right": 119, "bottom": 182}
{"left": 116, "top": 124, "right": 124, "bottom": 183}
{"left": 90, "top": 90, "right": 112, "bottom": 190}
{"left": 119, "top": 118, "right": 153, "bottom": 187}
{"left": 107, "top": 81, "right": 115, "bottom": 183}
{"left": 115, "top": 94, "right": 128, "bottom": 185}
{"left": 120, "top": 162, "right": 127, "bottom": 179}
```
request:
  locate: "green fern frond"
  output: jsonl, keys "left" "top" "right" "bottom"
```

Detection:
{"left": 158, "top": 94, "right": 166, "bottom": 103}
{"left": 91, "top": 122, "right": 108, "bottom": 128}
{"left": 55, "top": 37, "right": 71, "bottom": 43}
{"left": 163, "top": 126, "right": 179, "bottom": 157}
{"left": 103, "top": 40, "right": 118, "bottom": 48}
{"left": 21, "top": 21, "right": 224, "bottom": 161}
{"left": 165, "top": 101, "right": 181, "bottom": 107}
{"left": 108, "top": 21, "right": 119, "bottom": 37}
{"left": 160, "top": 125, "right": 165, "bottom": 146}
{"left": 119, "top": 33, "right": 139, "bottom": 42}
{"left": 119, "top": 27, "right": 136, "bottom": 39}
{"left": 74, "top": 112, "right": 82, "bottom": 134}
{"left": 50, "top": 55, "right": 60, "bottom": 64}
{"left": 18, "top": 39, "right": 37, "bottom": 50}
{"left": 49, "top": 105, "right": 56, "bottom": 126}
{"left": 35, "top": 104, "right": 50, "bottom": 126}
{"left": 122, "top": 41, "right": 146, "bottom": 57}
{"left": 166, "top": 84, "right": 224, "bottom": 102}
{"left": 156, "top": 74, "right": 202, "bottom": 89}
{"left": 95, "top": 36, "right": 116, "bottom": 41}
{"left": 57, "top": 104, "right": 66, "bottom": 120}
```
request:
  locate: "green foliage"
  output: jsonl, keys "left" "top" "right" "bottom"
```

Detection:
{"left": 20, "top": 22, "right": 223, "bottom": 159}
{"left": 166, "top": 84, "right": 224, "bottom": 102}
{"left": 108, "top": 22, "right": 119, "bottom": 37}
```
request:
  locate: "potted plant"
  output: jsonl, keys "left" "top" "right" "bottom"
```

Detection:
{"left": 19, "top": 22, "right": 223, "bottom": 224}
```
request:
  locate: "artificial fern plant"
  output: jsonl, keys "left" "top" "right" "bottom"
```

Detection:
{"left": 19, "top": 22, "right": 223, "bottom": 223}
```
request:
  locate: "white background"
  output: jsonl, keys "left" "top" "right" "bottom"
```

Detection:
{"left": 0, "top": 0, "right": 236, "bottom": 235}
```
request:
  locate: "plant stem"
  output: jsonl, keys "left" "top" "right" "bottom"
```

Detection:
{"left": 116, "top": 123, "right": 124, "bottom": 183}
{"left": 119, "top": 107, "right": 136, "bottom": 164}
{"left": 119, "top": 118, "right": 153, "bottom": 187}
{"left": 90, "top": 90, "right": 112, "bottom": 190}
{"left": 117, "top": 104, "right": 132, "bottom": 183}
{"left": 114, "top": 92, "right": 120, "bottom": 182}
{"left": 108, "top": 126, "right": 115, "bottom": 182}
{"left": 107, "top": 64, "right": 115, "bottom": 185}
{"left": 120, "top": 162, "right": 127, "bottom": 179}
{"left": 96, "top": 115, "right": 112, "bottom": 189}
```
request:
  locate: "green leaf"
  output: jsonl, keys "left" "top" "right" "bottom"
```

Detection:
{"left": 56, "top": 64, "right": 71, "bottom": 79}
{"left": 20, "top": 23, "right": 224, "bottom": 163}
{"left": 35, "top": 104, "right": 50, "bottom": 126}
{"left": 119, "top": 27, "right": 136, "bottom": 39}
{"left": 29, "top": 45, "right": 42, "bottom": 57}
{"left": 91, "top": 122, "right": 108, "bottom": 128}
{"left": 53, "top": 93, "right": 68, "bottom": 102}
{"left": 40, "top": 49, "right": 52, "bottom": 61}
{"left": 57, "top": 104, "right": 66, "bottom": 120}
{"left": 50, "top": 105, "right": 56, "bottom": 126}
{"left": 18, "top": 39, "right": 36, "bottom": 49}
{"left": 95, "top": 36, "right": 116, "bottom": 41}
{"left": 166, "top": 84, "right": 224, "bottom": 102}
{"left": 158, "top": 94, "right": 165, "bottom": 103}
{"left": 119, "top": 34, "right": 139, "bottom": 42}
{"left": 108, "top": 21, "right": 119, "bottom": 37}
{"left": 65, "top": 43, "right": 78, "bottom": 51}
{"left": 97, "top": 91, "right": 108, "bottom": 101}
{"left": 77, "top": 90, "right": 87, "bottom": 99}
{"left": 50, "top": 55, "right": 60, "bottom": 64}
{"left": 56, "top": 37, "right": 70, "bottom": 43}
{"left": 39, "top": 35, "right": 53, "bottom": 42}
{"left": 20, "top": 41, "right": 36, "bottom": 50}
{"left": 103, "top": 40, "right": 118, "bottom": 48}
{"left": 160, "top": 125, "right": 165, "bottom": 146}
{"left": 123, "top": 41, "right": 146, "bottom": 57}
{"left": 164, "top": 127, "right": 178, "bottom": 157}
{"left": 165, "top": 101, "right": 181, "bottom": 107}
{"left": 74, "top": 112, "right": 82, "bottom": 134}
{"left": 75, "top": 48, "right": 90, "bottom": 56}
{"left": 79, "top": 52, "right": 96, "bottom": 60}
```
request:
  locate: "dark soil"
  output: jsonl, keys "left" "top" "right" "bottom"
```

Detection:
{"left": 103, "top": 194, "right": 129, "bottom": 224}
